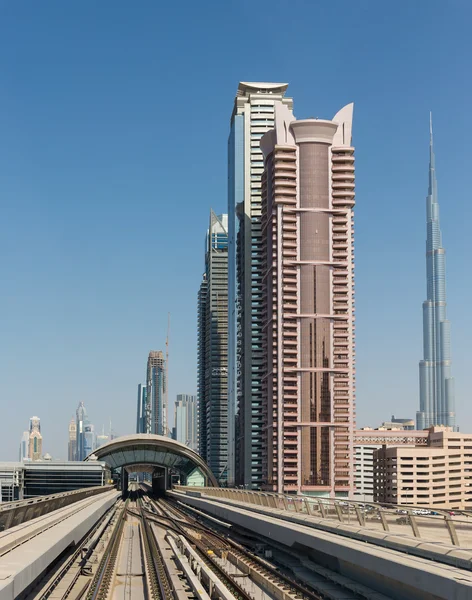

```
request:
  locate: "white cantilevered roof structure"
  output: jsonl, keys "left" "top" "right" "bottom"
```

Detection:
{"left": 85, "top": 434, "right": 218, "bottom": 486}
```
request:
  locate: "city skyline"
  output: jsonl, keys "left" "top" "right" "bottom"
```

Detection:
{"left": 5, "top": 113, "right": 464, "bottom": 463}
{"left": 1, "top": 3, "right": 471, "bottom": 460}
{"left": 6, "top": 110, "right": 463, "bottom": 466}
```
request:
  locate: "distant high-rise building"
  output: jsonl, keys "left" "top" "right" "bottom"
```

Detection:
{"left": 19, "top": 431, "right": 29, "bottom": 461}
{"left": 136, "top": 384, "right": 147, "bottom": 433}
{"left": 28, "top": 416, "right": 42, "bottom": 461}
{"left": 417, "top": 116, "right": 456, "bottom": 430}
{"left": 174, "top": 394, "right": 198, "bottom": 451}
{"left": 227, "top": 82, "right": 294, "bottom": 488}
{"left": 68, "top": 418, "right": 77, "bottom": 461}
{"left": 146, "top": 351, "right": 166, "bottom": 435}
{"left": 75, "top": 402, "right": 96, "bottom": 460}
{"left": 259, "top": 101, "right": 356, "bottom": 495}
{"left": 96, "top": 426, "right": 109, "bottom": 449}
{"left": 76, "top": 402, "right": 87, "bottom": 461}
{"left": 197, "top": 273, "right": 208, "bottom": 453}
{"left": 198, "top": 211, "right": 229, "bottom": 483}
{"left": 84, "top": 423, "right": 95, "bottom": 456}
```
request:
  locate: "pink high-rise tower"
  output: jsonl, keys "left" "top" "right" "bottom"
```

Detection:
{"left": 260, "top": 102, "right": 356, "bottom": 496}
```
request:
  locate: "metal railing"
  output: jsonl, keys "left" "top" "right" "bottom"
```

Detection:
{"left": 174, "top": 486, "right": 472, "bottom": 548}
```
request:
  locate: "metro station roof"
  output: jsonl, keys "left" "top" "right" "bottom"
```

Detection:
{"left": 85, "top": 434, "right": 218, "bottom": 486}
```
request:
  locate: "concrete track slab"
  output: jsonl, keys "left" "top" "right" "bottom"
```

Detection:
{"left": 113, "top": 518, "right": 145, "bottom": 600}
{"left": 171, "top": 491, "right": 472, "bottom": 600}
{"left": 0, "top": 490, "right": 119, "bottom": 600}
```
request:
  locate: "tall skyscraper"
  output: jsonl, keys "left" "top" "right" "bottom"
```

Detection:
{"left": 198, "top": 211, "right": 229, "bottom": 483}
{"left": 84, "top": 423, "right": 96, "bottom": 456}
{"left": 76, "top": 402, "right": 87, "bottom": 461}
{"left": 227, "top": 82, "right": 294, "bottom": 488}
{"left": 417, "top": 116, "right": 455, "bottom": 430}
{"left": 96, "top": 426, "right": 109, "bottom": 449}
{"left": 19, "top": 431, "right": 29, "bottom": 461}
{"left": 68, "top": 417, "right": 77, "bottom": 461}
{"left": 75, "top": 402, "right": 96, "bottom": 460}
{"left": 146, "top": 351, "right": 166, "bottom": 435}
{"left": 259, "top": 101, "right": 356, "bottom": 496}
{"left": 136, "top": 384, "right": 147, "bottom": 433}
{"left": 108, "top": 421, "right": 118, "bottom": 441}
{"left": 28, "top": 416, "right": 43, "bottom": 461}
{"left": 174, "top": 394, "right": 198, "bottom": 451}
{"left": 197, "top": 274, "right": 208, "bottom": 452}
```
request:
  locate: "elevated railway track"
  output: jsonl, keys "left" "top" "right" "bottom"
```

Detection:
{"left": 19, "top": 485, "right": 378, "bottom": 600}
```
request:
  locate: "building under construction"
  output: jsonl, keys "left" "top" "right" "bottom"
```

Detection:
{"left": 146, "top": 350, "right": 167, "bottom": 436}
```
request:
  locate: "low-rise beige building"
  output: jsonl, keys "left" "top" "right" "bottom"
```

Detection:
{"left": 373, "top": 427, "right": 472, "bottom": 510}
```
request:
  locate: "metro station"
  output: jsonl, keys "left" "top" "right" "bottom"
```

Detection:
{"left": 86, "top": 433, "right": 218, "bottom": 494}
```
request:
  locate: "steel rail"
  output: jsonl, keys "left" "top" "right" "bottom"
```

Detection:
{"left": 138, "top": 500, "right": 174, "bottom": 600}
{"left": 35, "top": 504, "right": 119, "bottom": 600}
{"left": 85, "top": 502, "right": 128, "bottom": 600}
{"left": 160, "top": 498, "right": 324, "bottom": 600}
{"left": 149, "top": 499, "right": 265, "bottom": 600}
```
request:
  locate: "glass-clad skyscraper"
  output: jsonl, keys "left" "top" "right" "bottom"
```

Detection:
{"left": 76, "top": 402, "right": 87, "bottom": 461}
{"left": 19, "top": 431, "right": 29, "bottom": 461}
{"left": 417, "top": 116, "right": 456, "bottom": 430}
{"left": 68, "top": 418, "right": 77, "bottom": 461}
{"left": 136, "top": 383, "right": 147, "bottom": 433}
{"left": 76, "top": 402, "right": 97, "bottom": 460}
{"left": 174, "top": 394, "right": 198, "bottom": 451}
{"left": 227, "top": 83, "right": 293, "bottom": 487}
{"left": 83, "top": 423, "right": 95, "bottom": 457}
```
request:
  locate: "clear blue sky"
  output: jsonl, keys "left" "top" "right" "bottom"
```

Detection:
{"left": 1, "top": 1, "right": 471, "bottom": 460}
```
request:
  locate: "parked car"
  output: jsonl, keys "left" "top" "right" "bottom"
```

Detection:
{"left": 369, "top": 514, "right": 382, "bottom": 521}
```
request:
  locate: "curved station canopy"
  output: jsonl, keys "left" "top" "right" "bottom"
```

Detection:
{"left": 85, "top": 434, "right": 218, "bottom": 486}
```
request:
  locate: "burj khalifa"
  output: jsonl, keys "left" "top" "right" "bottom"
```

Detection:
{"left": 417, "top": 115, "right": 455, "bottom": 430}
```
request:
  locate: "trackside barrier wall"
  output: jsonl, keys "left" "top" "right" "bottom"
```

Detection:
{"left": 0, "top": 485, "right": 114, "bottom": 532}
{"left": 174, "top": 486, "right": 471, "bottom": 548}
